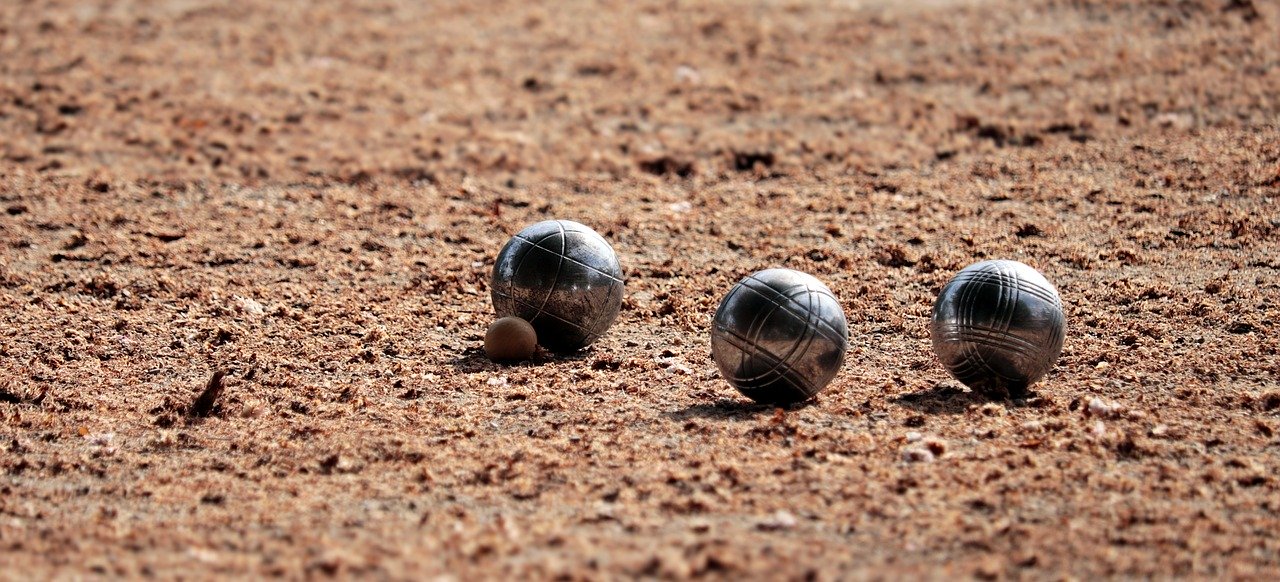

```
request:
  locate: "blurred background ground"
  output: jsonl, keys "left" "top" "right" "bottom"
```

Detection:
{"left": 1, "top": 0, "right": 1278, "bottom": 578}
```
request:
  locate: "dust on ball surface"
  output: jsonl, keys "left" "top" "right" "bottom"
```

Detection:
{"left": 484, "top": 316, "right": 537, "bottom": 361}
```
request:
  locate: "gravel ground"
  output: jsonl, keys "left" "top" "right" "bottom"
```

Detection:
{"left": 1, "top": 0, "right": 1278, "bottom": 578}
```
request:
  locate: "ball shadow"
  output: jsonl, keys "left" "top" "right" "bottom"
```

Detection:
{"left": 448, "top": 347, "right": 544, "bottom": 373}
{"left": 892, "top": 382, "right": 986, "bottom": 415}
{"left": 893, "top": 381, "right": 1045, "bottom": 415}
{"left": 448, "top": 345, "right": 594, "bottom": 373}
{"left": 664, "top": 398, "right": 813, "bottom": 422}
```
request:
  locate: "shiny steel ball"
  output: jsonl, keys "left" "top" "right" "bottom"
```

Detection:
{"left": 930, "top": 260, "right": 1066, "bottom": 399}
{"left": 491, "top": 220, "right": 624, "bottom": 353}
{"left": 710, "top": 269, "right": 849, "bottom": 405}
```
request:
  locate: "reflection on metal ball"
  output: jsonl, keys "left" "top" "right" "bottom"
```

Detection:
{"left": 711, "top": 269, "right": 849, "bottom": 405}
{"left": 930, "top": 259, "right": 1066, "bottom": 399}
{"left": 491, "top": 220, "right": 624, "bottom": 353}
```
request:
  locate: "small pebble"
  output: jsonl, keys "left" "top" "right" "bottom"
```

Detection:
{"left": 674, "top": 65, "right": 702, "bottom": 84}
{"left": 1087, "top": 397, "right": 1120, "bottom": 418}
{"left": 757, "top": 510, "right": 797, "bottom": 531}
{"left": 902, "top": 446, "right": 935, "bottom": 463}
{"left": 235, "top": 295, "right": 265, "bottom": 316}
{"left": 659, "top": 357, "right": 693, "bottom": 375}
{"left": 922, "top": 437, "right": 947, "bottom": 457}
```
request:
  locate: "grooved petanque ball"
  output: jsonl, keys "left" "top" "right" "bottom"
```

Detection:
{"left": 710, "top": 269, "right": 849, "bottom": 405}
{"left": 930, "top": 259, "right": 1067, "bottom": 399}
{"left": 491, "top": 220, "right": 624, "bottom": 353}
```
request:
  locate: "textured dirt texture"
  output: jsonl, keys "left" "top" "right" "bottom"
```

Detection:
{"left": 2, "top": 0, "right": 1279, "bottom": 578}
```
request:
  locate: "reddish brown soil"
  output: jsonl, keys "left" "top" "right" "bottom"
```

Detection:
{"left": 2, "top": 0, "right": 1279, "bottom": 578}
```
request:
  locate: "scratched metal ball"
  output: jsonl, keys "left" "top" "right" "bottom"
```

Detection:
{"left": 491, "top": 220, "right": 624, "bottom": 353}
{"left": 930, "top": 260, "right": 1067, "bottom": 399}
{"left": 711, "top": 269, "right": 849, "bottom": 405}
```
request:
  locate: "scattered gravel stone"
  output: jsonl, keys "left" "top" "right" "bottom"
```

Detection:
{"left": 1086, "top": 397, "right": 1121, "bottom": 418}
{"left": 902, "top": 446, "right": 936, "bottom": 463}
{"left": 757, "top": 510, "right": 798, "bottom": 531}
{"left": 234, "top": 295, "right": 266, "bottom": 316}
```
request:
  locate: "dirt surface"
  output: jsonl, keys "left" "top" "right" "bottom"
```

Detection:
{"left": 2, "top": 0, "right": 1279, "bottom": 578}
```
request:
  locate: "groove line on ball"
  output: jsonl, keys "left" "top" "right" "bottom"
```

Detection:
{"left": 942, "top": 329, "right": 1042, "bottom": 363}
{"left": 997, "top": 266, "right": 1017, "bottom": 337}
{"left": 955, "top": 273, "right": 998, "bottom": 385}
{"left": 741, "top": 285, "right": 796, "bottom": 384}
{"left": 511, "top": 232, "right": 623, "bottom": 283}
{"left": 737, "top": 285, "right": 820, "bottom": 386}
{"left": 738, "top": 280, "right": 845, "bottom": 356}
{"left": 937, "top": 324, "right": 1044, "bottom": 354}
{"left": 953, "top": 269, "right": 1057, "bottom": 306}
{"left": 788, "top": 284, "right": 832, "bottom": 392}
{"left": 740, "top": 275, "right": 847, "bottom": 343}
{"left": 714, "top": 323, "right": 819, "bottom": 396}
{"left": 719, "top": 284, "right": 834, "bottom": 389}
{"left": 502, "top": 291, "right": 598, "bottom": 338}
{"left": 949, "top": 269, "right": 1060, "bottom": 307}
{"left": 951, "top": 352, "right": 1022, "bottom": 384}
{"left": 527, "top": 223, "right": 569, "bottom": 324}
{"left": 502, "top": 229, "right": 565, "bottom": 319}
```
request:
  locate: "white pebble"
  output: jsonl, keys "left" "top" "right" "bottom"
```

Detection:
{"left": 902, "top": 446, "right": 935, "bottom": 463}
{"left": 658, "top": 357, "right": 693, "bottom": 375}
{"left": 234, "top": 295, "right": 265, "bottom": 316}
{"left": 664, "top": 362, "right": 693, "bottom": 375}
{"left": 758, "top": 509, "right": 797, "bottom": 530}
{"left": 1087, "top": 397, "right": 1120, "bottom": 418}
{"left": 84, "top": 432, "right": 115, "bottom": 446}
{"left": 674, "top": 65, "right": 702, "bottom": 84}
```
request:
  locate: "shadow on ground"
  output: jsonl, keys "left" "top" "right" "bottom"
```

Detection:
{"left": 447, "top": 346, "right": 567, "bottom": 373}
{"left": 894, "top": 381, "right": 1048, "bottom": 415}
{"left": 892, "top": 382, "right": 987, "bottom": 415}
{"left": 665, "top": 398, "right": 815, "bottom": 422}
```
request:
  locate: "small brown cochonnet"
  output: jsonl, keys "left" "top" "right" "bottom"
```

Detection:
{"left": 484, "top": 316, "right": 538, "bottom": 362}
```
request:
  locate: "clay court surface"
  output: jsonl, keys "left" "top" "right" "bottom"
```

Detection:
{"left": 2, "top": 0, "right": 1279, "bottom": 578}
